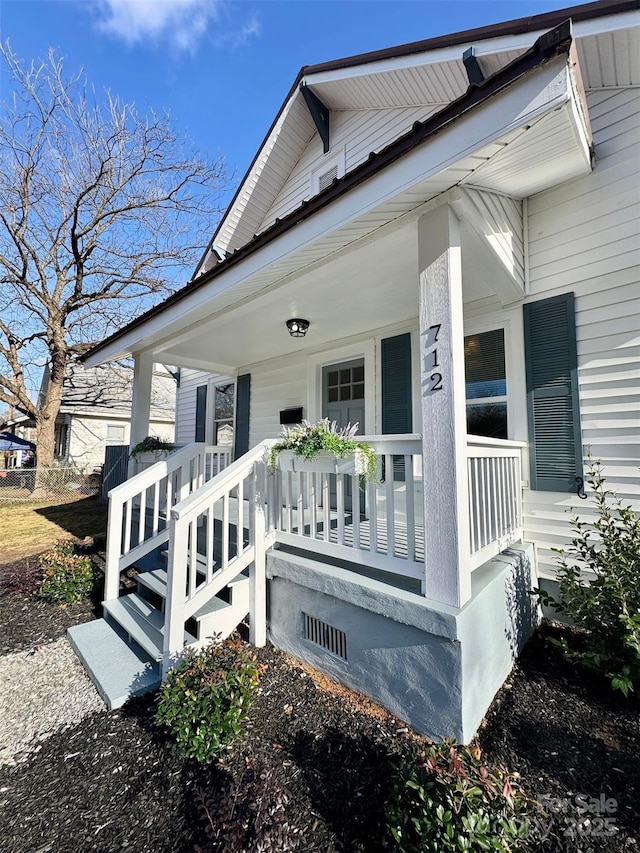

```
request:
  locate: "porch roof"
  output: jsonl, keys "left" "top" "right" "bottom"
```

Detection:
{"left": 84, "top": 22, "right": 592, "bottom": 372}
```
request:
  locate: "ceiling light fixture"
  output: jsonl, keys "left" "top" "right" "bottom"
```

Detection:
{"left": 286, "top": 318, "right": 309, "bottom": 338}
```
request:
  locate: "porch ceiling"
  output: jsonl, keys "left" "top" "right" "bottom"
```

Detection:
{"left": 85, "top": 47, "right": 592, "bottom": 372}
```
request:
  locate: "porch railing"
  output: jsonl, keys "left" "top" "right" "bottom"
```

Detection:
{"left": 104, "top": 443, "right": 231, "bottom": 600}
{"left": 271, "top": 434, "right": 525, "bottom": 583}
{"left": 466, "top": 436, "right": 526, "bottom": 569}
{"left": 271, "top": 435, "right": 425, "bottom": 584}
{"left": 163, "top": 441, "right": 273, "bottom": 674}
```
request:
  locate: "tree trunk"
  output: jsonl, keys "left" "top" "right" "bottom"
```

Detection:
{"left": 35, "top": 370, "right": 65, "bottom": 468}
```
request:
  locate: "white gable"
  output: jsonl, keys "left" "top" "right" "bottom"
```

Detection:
{"left": 197, "top": 7, "right": 639, "bottom": 278}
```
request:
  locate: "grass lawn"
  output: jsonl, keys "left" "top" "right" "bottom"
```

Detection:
{"left": 0, "top": 496, "right": 107, "bottom": 563}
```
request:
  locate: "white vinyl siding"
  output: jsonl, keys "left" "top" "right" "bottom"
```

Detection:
{"left": 260, "top": 105, "right": 438, "bottom": 231}
{"left": 175, "top": 369, "right": 227, "bottom": 445}
{"left": 245, "top": 360, "right": 307, "bottom": 447}
{"left": 522, "top": 87, "right": 640, "bottom": 578}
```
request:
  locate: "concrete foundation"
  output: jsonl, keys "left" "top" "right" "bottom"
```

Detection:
{"left": 266, "top": 543, "right": 538, "bottom": 742}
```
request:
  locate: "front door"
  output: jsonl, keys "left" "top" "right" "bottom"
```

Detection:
{"left": 322, "top": 359, "right": 365, "bottom": 513}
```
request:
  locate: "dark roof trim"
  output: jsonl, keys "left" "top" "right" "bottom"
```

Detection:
{"left": 200, "top": 0, "right": 634, "bottom": 268}
{"left": 300, "top": 0, "right": 636, "bottom": 75}
{"left": 85, "top": 20, "right": 575, "bottom": 362}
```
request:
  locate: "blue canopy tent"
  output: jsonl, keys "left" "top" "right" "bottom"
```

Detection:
{"left": 0, "top": 432, "right": 36, "bottom": 452}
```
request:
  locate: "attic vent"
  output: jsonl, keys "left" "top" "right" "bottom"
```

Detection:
{"left": 318, "top": 165, "right": 339, "bottom": 193}
{"left": 303, "top": 613, "right": 347, "bottom": 661}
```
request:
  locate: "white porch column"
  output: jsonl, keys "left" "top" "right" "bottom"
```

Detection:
{"left": 418, "top": 205, "right": 471, "bottom": 608}
{"left": 128, "top": 351, "right": 154, "bottom": 476}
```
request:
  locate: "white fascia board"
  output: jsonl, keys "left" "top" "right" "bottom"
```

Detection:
{"left": 302, "top": 11, "right": 639, "bottom": 87}
{"left": 84, "top": 55, "right": 574, "bottom": 368}
{"left": 199, "top": 89, "right": 304, "bottom": 269}
{"left": 150, "top": 353, "right": 237, "bottom": 376}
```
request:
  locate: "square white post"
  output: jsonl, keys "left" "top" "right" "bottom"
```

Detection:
{"left": 418, "top": 206, "right": 471, "bottom": 608}
{"left": 128, "top": 352, "right": 154, "bottom": 476}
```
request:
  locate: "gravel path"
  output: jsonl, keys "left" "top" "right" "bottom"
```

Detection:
{"left": 0, "top": 636, "right": 105, "bottom": 767}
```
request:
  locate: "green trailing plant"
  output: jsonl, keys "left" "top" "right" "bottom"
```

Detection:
{"left": 533, "top": 456, "right": 640, "bottom": 697}
{"left": 267, "top": 418, "right": 378, "bottom": 483}
{"left": 129, "top": 435, "right": 174, "bottom": 459}
{"left": 155, "top": 637, "right": 260, "bottom": 763}
{"left": 384, "top": 741, "right": 530, "bottom": 853}
{"left": 195, "top": 757, "right": 302, "bottom": 853}
{"left": 37, "top": 539, "right": 93, "bottom": 604}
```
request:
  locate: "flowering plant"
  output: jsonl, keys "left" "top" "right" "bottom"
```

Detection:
{"left": 267, "top": 418, "right": 378, "bottom": 482}
{"left": 129, "top": 435, "right": 175, "bottom": 459}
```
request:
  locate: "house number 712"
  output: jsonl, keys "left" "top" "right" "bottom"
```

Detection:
{"left": 425, "top": 323, "right": 443, "bottom": 393}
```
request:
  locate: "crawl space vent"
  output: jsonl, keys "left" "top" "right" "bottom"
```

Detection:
{"left": 317, "top": 164, "right": 339, "bottom": 193}
{"left": 303, "top": 613, "right": 347, "bottom": 660}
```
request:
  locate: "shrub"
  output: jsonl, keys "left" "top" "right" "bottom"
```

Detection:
{"left": 154, "top": 637, "right": 260, "bottom": 763}
{"left": 384, "top": 741, "right": 530, "bottom": 853}
{"left": 37, "top": 539, "right": 93, "bottom": 604}
{"left": 533, "top": 457, "right": 640, "bottom": 696}
{"left": 195, "top": 757, "right": 302, "bottom": 853}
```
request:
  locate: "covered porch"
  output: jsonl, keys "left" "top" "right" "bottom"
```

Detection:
{"left": 79, "top": 26, "right": 592, "bottom": 735}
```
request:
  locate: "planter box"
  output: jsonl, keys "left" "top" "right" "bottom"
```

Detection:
{"left": 134, "top": 450, "right": 173, "bottom": 472}
{"left": 276, "top": 450, "right": 360, "bottom": 476}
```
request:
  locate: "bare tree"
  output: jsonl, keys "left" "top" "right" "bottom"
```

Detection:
{"left": 0, "top": 43, "right": 228, "bottom": 465}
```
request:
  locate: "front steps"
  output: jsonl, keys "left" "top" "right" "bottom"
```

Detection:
{"left": 68, "top": 565, "right": 250, "bottom": 709}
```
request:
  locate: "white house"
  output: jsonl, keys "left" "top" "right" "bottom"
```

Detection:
{"left": 5, "top": 363, "right": 177, "bottom": 473}
{"left": 72, "top": 1, "right": 640, "bottom": 740}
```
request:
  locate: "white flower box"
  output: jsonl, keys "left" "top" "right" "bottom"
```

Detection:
{"left": 275, "top": 450, "right": 361, "bottom": 476}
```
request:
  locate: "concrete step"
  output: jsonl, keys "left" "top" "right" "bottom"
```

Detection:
{"left": 68, "top": 619, "right": 160, "bottom": 710}
{"left": 103, "top": 593, "right": 196, "bottom": 662}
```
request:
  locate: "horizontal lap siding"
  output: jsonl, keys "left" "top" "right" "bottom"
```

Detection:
{"left": 260, "top": 106, "right": 433, "bottom": 231}
{"left": 247, "top": 360, "right": 307, "bottom": 447}
{"left": 175, "top": 369, "right": 222, "bottom": 445}
{"left": 524, "top": 87, "right": 640, "bottom": 578}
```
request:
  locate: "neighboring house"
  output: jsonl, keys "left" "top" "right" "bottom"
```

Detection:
{"left": 74, "top": 2, "right": 639, "bottom": 740}
{"left": 7, "top": 364, "right": 177, "bottom": 473}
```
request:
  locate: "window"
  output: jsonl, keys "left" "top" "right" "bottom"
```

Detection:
{"left": 106, "top": 424, "right": 125, "bottom": 446}
{"left": 213, "top": 383, "right": 235, "bottom": 446}
{"left": 55, "top": 423, "right": 69, "bottom": 457}
{"left": 464, "top": 328, "right": 507, "bottom": 440}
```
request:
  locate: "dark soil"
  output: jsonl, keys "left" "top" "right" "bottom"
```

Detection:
{"left": 0, "top": 566, "right": 638, "bottom": 853}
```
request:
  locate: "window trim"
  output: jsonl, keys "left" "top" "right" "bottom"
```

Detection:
{"left": 307, "top": 340, "right": 375, "bottom": 433}
{"left": 463, "top": 311, "right": 527, "bottom": 446}
{"left": 209, "top": 378, "right": 237, "bottom": 447}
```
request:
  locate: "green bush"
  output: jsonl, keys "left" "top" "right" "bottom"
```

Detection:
{"left": 384, "top": 741, "right": 530, "bottom": 853}
{"left": 533, "top": 457, "right": 640, "bottom": 696}
{"left": 37, "top": 539, "right": 93, "bottom": 604}
{"left": 155, "top": 637, "right": 260, "bottom": 763}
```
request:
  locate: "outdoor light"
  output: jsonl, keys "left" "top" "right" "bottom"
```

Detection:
{"left": 286, "top": 318, "right": 309, "bottom": 338}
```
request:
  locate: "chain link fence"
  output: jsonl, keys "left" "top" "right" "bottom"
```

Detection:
{"left": 0, "top": 466, "right": 101, "bottom": 502}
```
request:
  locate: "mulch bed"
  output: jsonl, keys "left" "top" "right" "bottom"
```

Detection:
{"left": 0, "top": 561, "right": 639, "bottom": 853}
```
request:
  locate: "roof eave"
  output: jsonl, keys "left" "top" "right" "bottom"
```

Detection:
{"left": 84, "top": 20, "right": 578, "bottom": 366}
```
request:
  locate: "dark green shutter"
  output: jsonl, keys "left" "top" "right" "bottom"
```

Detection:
{"left": 524, "top": 293, "right": 583, "bottom": 492}
{"left": 234, "top": 374, "right": 251, "bottom": 459}
{"left": 195, "top": 385, "right": 207, "bottom": 442}
{"left": 381, "top": 333, "right": 412, "bottom": 480}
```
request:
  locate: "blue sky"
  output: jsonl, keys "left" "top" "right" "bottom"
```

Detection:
{"left": 0, "top": 0, "right": 585, "bottom": 206}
